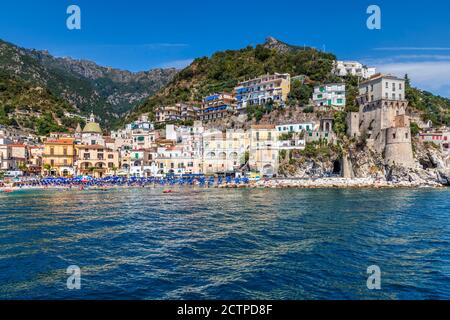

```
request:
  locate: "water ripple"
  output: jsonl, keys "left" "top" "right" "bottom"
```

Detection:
{"left": 0, "top": 188, "right": 449, "bottom": 299}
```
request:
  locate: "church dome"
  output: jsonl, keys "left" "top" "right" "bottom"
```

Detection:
{"left": 83, "top": 112, "right": 103, "bottom": 134}
{"left": 83, "top": 122, "right": 102, "bottom": 134}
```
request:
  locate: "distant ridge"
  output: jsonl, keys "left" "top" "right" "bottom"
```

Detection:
{"left": 0, "top": 39, "right": 178, "bottom": 128}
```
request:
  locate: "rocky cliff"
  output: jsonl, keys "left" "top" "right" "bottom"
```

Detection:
{"left": 279, "top": 137, "right": 450, "bottom": 187}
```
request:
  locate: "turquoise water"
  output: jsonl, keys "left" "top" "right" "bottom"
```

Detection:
{"left": 0, "top": 187, "right": 449, "bottom": 299}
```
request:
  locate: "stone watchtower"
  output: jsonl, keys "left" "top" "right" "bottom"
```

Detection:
{"left": 347, "top": 74, "right": 415, "bottom": 167}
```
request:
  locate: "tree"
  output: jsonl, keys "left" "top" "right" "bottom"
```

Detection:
{"left": 289, "top": 80, "right": 313, "bottom": 106}
{"left": 333, "top": 111, "right": 348, "bottom": 137}
{"left": 18, "top": 163, "right": 28, "bottom": 175}
{"left": 43, "top": 163, "right": 52, "bottom": 176}
{"left": 410, "top": 122, "right": 421, "bottom": 136}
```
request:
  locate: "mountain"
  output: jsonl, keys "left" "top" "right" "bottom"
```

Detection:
{"left": 0, "top": 71, "right": 80, "bottom": 135}
{"left": 0, "top": 39, "right": 177, "bottom": 129}
{"left": 124, "top": 37, "right": 337, "bottom": 124}
{"left": 126, "top": 37, "right": 450, "bottom": 128}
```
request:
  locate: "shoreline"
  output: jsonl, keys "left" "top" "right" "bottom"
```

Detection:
{"left": 1, "top": 177, "right": 448, "bottom": 192}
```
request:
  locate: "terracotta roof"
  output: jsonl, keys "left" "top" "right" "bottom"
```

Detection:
{"left": 251, "top": 124, "right": 276, "bottom": 130}
{"left": 76, "top": 144, "right": 108, "bottom": 150}
{"left": 45, "top": 138, "right": 75, "bottom": 145}
{"left": 361, "top": 73, "right": 402, "bottom": 84}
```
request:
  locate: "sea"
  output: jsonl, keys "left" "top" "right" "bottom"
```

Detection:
{"left": 0, "top": 187, "right": 449, "bottom": 299}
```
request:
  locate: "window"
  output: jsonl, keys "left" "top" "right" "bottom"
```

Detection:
{"left": 63, "top": 148, "right": 67, "bottom": 156}
{"left": 50, "top": 147, "right": 54, "bottom": 156}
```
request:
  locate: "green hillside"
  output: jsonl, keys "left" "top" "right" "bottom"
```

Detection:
{"left": 0, "top": 39, "right": 177, "bottom": 128}
{"left": 0, "top": 71, "right": 83, "bottom": 135}
{"left": 126, "top": 38, "right": 450, "bottom": 129}
{"left": 125, "top": 38, "right": 337, "bottom": 124}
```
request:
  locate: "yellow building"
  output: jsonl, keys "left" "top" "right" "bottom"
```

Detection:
{"left": 202, "top": 129, "right": 249, "bottom": 175}
{"left": 42, "top": 138, "right": 76, "bottom": 176}
{"left": 249, "top": 125, "right": 279, "bottom": 177}
{"left": 75, "top": 145, "right": 120, "bottom": 178}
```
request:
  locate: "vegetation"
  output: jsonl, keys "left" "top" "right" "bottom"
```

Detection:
{"left": 405, "top": 74, "right": 450, "bottom": 126}
{"left": 279, "top": 132, "right": 294, "bottom": 141}
{"left": 125, "top": 39, "right": 336, "bottom": 125}
{"left": 333, "top": 111, "right": 347, "bottom": 137}
{"left": 410, "top": 122, "right": 421, "bottom": 136}
{"left": 0, "top": 72, "right": 73, "bottom": 134}
{"left": 288, "top": 80, "right": 313, "bottom": 106}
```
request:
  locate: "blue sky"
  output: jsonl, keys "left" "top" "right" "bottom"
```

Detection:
{"left": 1, "top": 0, "right": 450, "bottom": 96}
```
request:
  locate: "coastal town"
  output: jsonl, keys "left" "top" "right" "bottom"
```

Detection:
{"left": 1, "top": 60, "right": 449, "bottom": 189}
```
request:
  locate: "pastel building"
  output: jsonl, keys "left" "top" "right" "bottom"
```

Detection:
{"left": 155, "top": 146, "right": 202, "bottom": 176}
{"left": 0, "top": 144, "right": 14, "bottom": 171}
{"left": 155, "top": 103, "right": 199, "bottom": 124}
{"left": 419, "top": 131, "right": 449, "bottom": 150}
{"left": 75, "top": 145, "right": 120, "bottom": 178}
{"left": 42, "top": 138, "right": 76, "bottom": 176}
{"left": 202, "top": 129, "right": 249, "bottom": 175}
{"left": 128, "top": 148, "right": 158, "bottom": 177}
{"left": 334, "top": 61, "right": 376, "bottom": 79}
{"left": 235, "top": 73, "right": 291, "bottom": 111}
{"left": 313, "top": 84, "right": 346, "bottom": 108}
{"left": 249, "top": 125, "right": 279, "bottom": 176}
{"left": 199, "top": 93, "right": 236, "bottom": 122}
{"left": 276, "top": 123, "right": 315, "bottom": 133}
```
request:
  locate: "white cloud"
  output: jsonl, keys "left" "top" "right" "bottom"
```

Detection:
{"left": 375, "top": 61, "right": 450, "bottom": 97}
{"left": 374, "top": 47, "right": 450, "bottom": 51}
{"left": 361, "top": 53, "right": 450, "bottom": 97}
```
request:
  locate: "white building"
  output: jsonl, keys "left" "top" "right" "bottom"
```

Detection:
{"left": 0, "top": 144, "right": 15, "bottom": 171}
{"left": 357, "top": 74, "right": 406, "bottom": 103}
{"left": 313, "top": 84, "right": 346, "bottom": 108}
{"left": 276, "top": 123, "right": 315, "bottom": 134}
{"left": 334, "top": 61, "right": 376, "bottom": 79}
